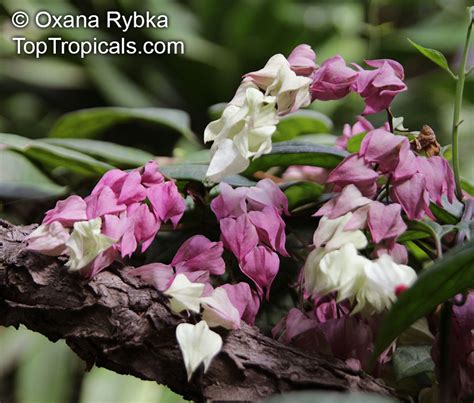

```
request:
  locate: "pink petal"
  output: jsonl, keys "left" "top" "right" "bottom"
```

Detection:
{"left": 140, "top": 160, "right": 164, "bottom": 187}
{"left": 247, "top": 179, "right": 289, "bottom": 215}
{"left": 248, "top": 207, "right": 288, "bottom": 256}
{"left": 171, "top": 235, "right": 225, "bottom": 275}
{"left": 390, "top": 173, "right": 433, "bottom": 220}
{"left": 85, "top": 186, "right": 126, "bottom": 219}
{"left": 43, "top": 195, "right": 87, "bottom": 226}
{"left": 287, "top": 44, "right": 317, "bottom": 76}
{"left": 314, "top": 184, "right": 371, "bottom": 219}
{"left": 241, "top": 245, "right": 280, "bottom": 300}
{"left": 118, "top": 171, "right": 147, "bottom": 204}
{"left": 210, "top": 182, "right": 248, "bottom": 220}
{"left": 147, "top": 181, "right": 185, "bottom": 228}
{"left": 131, "top": 263, "right": 175, "bottom": 291}
{"left": 367, "top": 201, "right": 407, "bottom": 244}
{"left": 220, "top": 215, "right": 259, "bottom": 261}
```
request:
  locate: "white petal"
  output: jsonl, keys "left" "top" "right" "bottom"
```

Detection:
{"left": 26, "top": 222, "right": 70, "bottom": 256}
{"left": 206, "top": 139, "right": 250, "bottom": 182}
{"left": 163, "top": 274, "right": 204, "bottom": 314}
{"left": 200, "top": 288, "right": 241, "bottom": 329}
{"left": 314, "top": 213, "right": 368, "bottom": 251}
{"left": 176, "top": 321, "right": 223, "bottom": 381}
{"left": 65, "top": 218, "right": 116, "bottom": 271}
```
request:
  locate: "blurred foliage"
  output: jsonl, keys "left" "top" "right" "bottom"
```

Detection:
{"left": 0, "top": 0, "right": 473, "bottom": 402}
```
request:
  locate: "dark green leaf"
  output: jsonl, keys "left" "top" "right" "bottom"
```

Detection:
{"left": 0, "top": 133, "right": 113, "bottom": 176}
{"left": 397, "top": 229, "right": 431, "bottom": 242}
{"left": 273, "top": 110, "right": 333, "bottom": 142}
{"left": 0, "top": 150, "right": 66, "bottom": 198}
{"left": 346, "top": 132, "right": 368, "bottom": 153}
{"left": 407, "top": 38, "right": 457, "bottom": 78}
{"left": 161, "top": 163, "right": 256, "bottom": 187}
{"left": 393, "top": 346, "right": 434, "bottom": 381}
{"left": 372, "top": 239, "right": 474, "bottom": 361}
{"left": 48, "top": 107, "right": 199, "bottom": 145}
{"left": 430, "top": 202, "right": 459, "bottom": 224}
{"left": 245, "top": 141, "right": 347, "bottom": 175}
{"left": 43, "top": 138, "right": 154, "bottom": 168}
{"left": 283, "top": 182, "right": 324, "bottom": 211}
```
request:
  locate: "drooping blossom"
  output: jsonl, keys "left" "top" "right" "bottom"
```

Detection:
{"left": 282, "top": 165, "right": 329, "bottom": 184}
{"left": 200, "top": 287, "right": 241, "bottom": 330}
{"left": 272, "top": 302, "right": 392, "bottom": 373}
{"left": 204, "top": 87, "right": 278, "bottom": 182}
{"left": 367, "top": 201, "right": 407, "bottom": 245}
{"left": 310, "top": 55, "right": 358, "bottom": 101}
{"left": 31, "top": 161, "right": 186, "bottom": 276}
{"left": 336, "top": 116, "right": 387, "bottom": 150}
{"left": 176, "top": 321, "right": 223, "bottom": 381}
{"left": 211, "top": 179, "right": 288, "bottom": 300}
{"left": 287, "top": 44, "right": 317, "bottom": 76}
{"left": 353, "top": 59, "right": 407, "bottom": 115}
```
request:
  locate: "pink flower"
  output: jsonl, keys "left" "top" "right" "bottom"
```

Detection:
{"left": 117, "top": 170, "right": 147, "bottom": 204}
{"left": 314, "top": 184, "right": 372, "bottom": 219}
{"left": 287, "top": 44, "right": 317, "bottom": 76}
{"left": 171, "top": 235, "right": 225, "bottom": 276}
{"left": 91, "top": 169, "right": 128, "bottom": 196}
{"left": 43, "top": 195, "right": 87, "bottom": 226}
{"left": 367, "top": 202, "right": 407, "bottom": 245}
{"left": 210, "top": 182, "right": 248, "bottom": 220}
{"left": 127, "top": 203, "right": 161, "bottom": 252}
{"left": 26, "top": 222, "right": 70, "bottom": 256}
{"left": 248, "top": 207, "right": 288, "bottom": 256}
{"left": 310, "top": 55, "right": 358, "bottom": 101}
{"left": 416, "top": 156, "right": 456, "bottom": 205}
{"left": 81, "top": 247, "right": 119, "bottom": 278}
{"left": 327, "top": 154, "right": 379, "bottom": 197}
{"left": 241, "top": 245, "right": 280, "bottom": 299}
{"left": 220, "top": 215, "right": 259, "bottom": 261}
{"left": 201, "top": 287, "right": 242, "bottom": 329}
{"left": 147, "top": 181, "right": 185, "bottom": 228}
{"left": 131, "top": 263, "right": 174, "bottom": 291}
{"left": 85, "top": 186, "right": 126, "bottom": 219}
{"left": 372, "top": 243, "right": 408, "bottom": 265}
{"left": 246, "top": 178, "right": 289, "bottom": 215}
{"left": 221, "top": 282, "right": 261, "bottom": 325}
{"left": 140, "top": 160, "right": 164, "bottom": 187}
{"left": 353, "top": 59, "right": 407, "bottom": 115}
{"left": 359, "top": 129, "right": 409, "bottom": 173}
{"left": 390, "top": 173, "right": 434, "bottom": 220}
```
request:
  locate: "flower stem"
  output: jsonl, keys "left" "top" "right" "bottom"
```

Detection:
{"left": 451, "top": 8, "right": 473, "bottom": 200}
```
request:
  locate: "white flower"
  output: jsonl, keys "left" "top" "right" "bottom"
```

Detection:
{"left": 163, "top": 274, "right": 204, "bottom": 314}
{"left": 353, "top": 254, "right": 417, "bottom": 314}
{"left": 205, "top": 87, "right": 278, "bottom": 181}
{"left": 200, "top": 287, "right": 241, "bottom": 330}
{"left": 313, "top": 213, "right": 368, "bottom": 251}
{"left": 65, "top": 218, "right": 116, "bottom": 271}
{"left": 176, "top": 320, "right": 223, "bottom": 381}
{"left": 26, "top": 222, "right": 70, "bottom": 256}
{"left": 245, "top": 54, "right": 312, "bottom": 114}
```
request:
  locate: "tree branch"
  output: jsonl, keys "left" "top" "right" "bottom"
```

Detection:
{"left": 0, "top": 220, "right": 401, "bottom": 401}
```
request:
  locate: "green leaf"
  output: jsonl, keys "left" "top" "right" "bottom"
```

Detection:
{"left": 461, "top": 177, "right": 474, "bottom": 196}
{"left": 393, "top": 346, "right": 434, "bottom": 381}
{"left": 265, "top": 391, "right": 397, "bottom": 403}
{"left": 283, "top": 182, "right": 324, "bottom": 211}
{"left": 397, "top": 229, "right": 431, "bottom": 242}
{"left": 0, "top": 149, "right": 66, "bottom": 198}
{"left": 407, "top": 38, "right": 457, "bottom": 79}
{"left": 48, "top": 107, "right": 199, "bottom": 145}
{"left": 161, "top": 163, "right": 256, "bottom": 187}
{"left": 273, "top": 110, "right": 333, "bottom": 142}
{"left": 346, "top": 132, "right": 368, "bottom": 153}
{"left": 372, "top": 239, "right": 474, "bottom": 362}
{"left": 244, "top": 141, "right": 347, "bottom": 175}
{"left": 430, "top": 202, "right": 459, "bottom": 225}
{"left": 0, "top": 133, "right": 113, "bottom": 176}
{"left": 43, "top": 138, "right": 154, "bottom": 168}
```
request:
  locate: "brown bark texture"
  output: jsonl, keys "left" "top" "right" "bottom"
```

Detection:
{"left": 0, "top": 220, "right": 401, "bottom": 402}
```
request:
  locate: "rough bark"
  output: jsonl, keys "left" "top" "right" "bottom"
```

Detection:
{"left": 0, "top": 220, "right": 401, "bottom": 402}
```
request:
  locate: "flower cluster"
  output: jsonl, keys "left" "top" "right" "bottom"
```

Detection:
{"left": 205, "top": 45, "right": 407, "bottom": 181}
{"left": 27, "top": 161, "right": 185, "bottom": 277}
{"left": 328, "top": 128, "right": 456, "bottom": 219}
{"left": 211, "top": 179, "right": 288, "bottom": 299}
